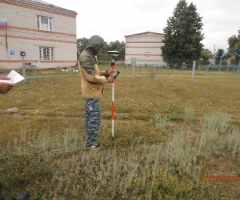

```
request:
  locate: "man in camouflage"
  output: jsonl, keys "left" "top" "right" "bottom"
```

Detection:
{"left": 78, "top": 35, "right": 115, "bottom": 148}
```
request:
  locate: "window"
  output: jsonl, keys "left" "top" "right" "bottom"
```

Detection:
{"left": 37, "top": 15, "right": 52, "bottom": 31}
{"left": 40, "top": 47, "right": 54, "bottom": 60}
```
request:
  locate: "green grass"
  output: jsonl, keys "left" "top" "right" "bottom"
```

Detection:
{"left": 0, "top": 66, "right": 239, "bottom": 199}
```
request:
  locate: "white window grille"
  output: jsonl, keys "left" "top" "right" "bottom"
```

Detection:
{"left": 39, "top": 47, "right": 54, "bottom": 60}
{"left": 37, "top": 15, "right": 52, "bottom": 31}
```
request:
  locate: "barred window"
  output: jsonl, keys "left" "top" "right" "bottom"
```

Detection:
{"left": 37, "top": 15, "right": 52, "bottom": 31}
{"left": 39, "top": 47, "right": 54, "bottom": 60}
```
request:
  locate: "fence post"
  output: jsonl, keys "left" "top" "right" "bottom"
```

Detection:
{"left": 191, "top": 61, "right": 196, "bottom": 84}
{"left": 131, "top": 58, "right": 136, "bottom": 80}
{"left": 20, "top": 51, "right": 26, "bottom": 83}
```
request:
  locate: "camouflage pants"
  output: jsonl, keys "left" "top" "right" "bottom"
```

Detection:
{"left": 0, "top": 177, "right": 11, "bottom": 200}
{"left": 84, "top": 98, "right": 101, "bottom": 147}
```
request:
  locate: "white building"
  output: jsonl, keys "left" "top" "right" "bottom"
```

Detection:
{"left": 125, "top": 31, "right": 165, "bottom": 66}
{"left": 0, "top": 0, "right": 77, "bottom": 70}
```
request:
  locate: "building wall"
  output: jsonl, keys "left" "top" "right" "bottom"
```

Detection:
{"left": 0, "top": 0, "right": 77, "bottom": 70}
{"left": 125, "top": 32, "right": 165, "bottom": 66}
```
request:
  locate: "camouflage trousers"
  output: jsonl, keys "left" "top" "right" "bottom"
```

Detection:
{"left": 0, "top": 177, "right": 11, "bottom": 200}
{"left": 84, "top": 98, "right": 101, "bottom": 147}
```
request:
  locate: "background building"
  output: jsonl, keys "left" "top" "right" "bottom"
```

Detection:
{"left": 0, "top": 0, "right": 77, "bottom": 70}
{"left": 124, "top": 31, "right": 165, "bottom": 66}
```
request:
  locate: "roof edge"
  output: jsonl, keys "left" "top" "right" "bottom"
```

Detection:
{"left": 125, "top": 31, "right": 164, "bottom": 37}
{"left": 3, "top": 0, "right": 77, "bottom": 15}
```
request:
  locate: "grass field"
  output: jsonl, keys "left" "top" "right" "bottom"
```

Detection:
{"left": 0, "top": 66, "right": 239, "bottom": 199}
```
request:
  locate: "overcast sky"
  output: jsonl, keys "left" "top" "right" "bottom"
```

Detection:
{"left": 44, "top": 0, "right": 240, "bottom": 54}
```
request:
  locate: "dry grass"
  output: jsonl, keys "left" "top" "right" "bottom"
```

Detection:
{"left": 0, "top": 66, "right": 239, "bottom": 199}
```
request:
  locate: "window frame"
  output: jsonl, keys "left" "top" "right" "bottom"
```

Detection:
{"left": 39, "top": 46, "right": 54, "bottom": 61}
{"left": 37, "top": 15, "right": 52, "bottom": 31}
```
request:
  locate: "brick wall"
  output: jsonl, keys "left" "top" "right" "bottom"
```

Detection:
{"left": 125, "top": 32, "right": 165, "bottom": 66}
{"left": 0, "top": 0, "right": 77, "bottom": 70}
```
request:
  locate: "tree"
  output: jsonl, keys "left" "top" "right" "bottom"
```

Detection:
{"left": 215, "top": 49, "right": 224, "bottom": 65}
{"left": 201, "top": 48, "right": 212, "bottom": 61}
{"left": 107, "top": 40, "right": 125, "bottom": 60}
{"left": 228, "top": 35, "right": 239, "bottom": 49}
{"left": 227, "top": 35, "right": 240, "bottom": 64}
{"left": 161, "top": 0, "right": 204, "bottom": 68}
{"left": 199, "top": 48, "right": 212, "bottom": 65}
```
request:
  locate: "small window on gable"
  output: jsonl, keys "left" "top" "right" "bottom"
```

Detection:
{"left": 37, "top": 15, "right": 52, "bottom": 31}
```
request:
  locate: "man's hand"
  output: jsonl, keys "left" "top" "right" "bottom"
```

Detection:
{"left": 0, "top": 76, "right": 10, "bottom": 80}
{"left": 107, "top": 76, "right": 114, "bottom": 83}
{"left": 0, "top": 77, "right": 14, "bottom": 93}
{"left": 108, "top": 69, "right": 115, "bottom": 76}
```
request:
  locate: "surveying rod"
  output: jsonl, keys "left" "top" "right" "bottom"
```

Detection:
{"left": 108, "top": 51, "right": 119, "bottom": 137}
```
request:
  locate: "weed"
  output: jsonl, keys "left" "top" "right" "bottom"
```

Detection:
{"left": 154, "top": 113, "right": 169, "bottom": 132}
{"left": 184, "top": 107, "right": 194, "bottom": 123}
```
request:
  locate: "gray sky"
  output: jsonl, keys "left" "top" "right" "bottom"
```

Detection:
{"left": 44, "top": 0, "right": 240, "bottom": 54}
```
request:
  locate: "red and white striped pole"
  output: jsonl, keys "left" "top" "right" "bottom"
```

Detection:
{"left": 111, "top": 58, "right": 115, "bottom": 137}
{"left": 108, "top": 51, "right": 119, "bottom": 138}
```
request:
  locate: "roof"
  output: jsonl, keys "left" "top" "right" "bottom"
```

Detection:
{"left": 17, "top": 0, "right": 77, "bottom": 15}
{"left": 125, "top": 31, "right": 164, "bottom": 37}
